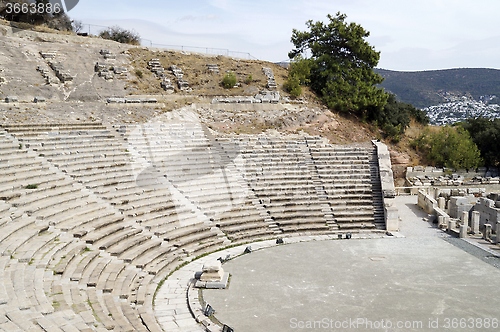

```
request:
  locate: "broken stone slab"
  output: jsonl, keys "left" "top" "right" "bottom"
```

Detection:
{"left": 107, "top": 97, "right": 126, "bottom": 103}
{"left": 195, "top": 260, "right": 229, "bottom": 289}
{"left": 141, "top": 98, "right": 158, "bottom": 104}
{"left": 39, "top": 51, "right": 56, "bottom": 59}
{"left": 161, "top": 81, "right": 174, "bottom": 93}
{"left": 484, "top": 224, "right": 492, "bottom": 241}
{"left": 95, "top": 62, "right": 107, "bottom": 72}
{"left": 5, "top": 96, "right": 18, "bottom": 103}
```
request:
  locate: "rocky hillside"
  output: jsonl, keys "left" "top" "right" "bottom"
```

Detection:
{"left": 376, "top": 68, "right": 500, "bottom": 108}
{"left": 0, "top": 20, "right": 420, "bottom": 184}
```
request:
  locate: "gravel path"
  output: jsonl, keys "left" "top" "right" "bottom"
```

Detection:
{"left": 395, "top": 195, "right": 500, "bottom": 270}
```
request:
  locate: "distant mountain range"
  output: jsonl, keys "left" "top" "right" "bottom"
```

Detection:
{"left": 375, "top": 68, "right": 500, "bottom": 109}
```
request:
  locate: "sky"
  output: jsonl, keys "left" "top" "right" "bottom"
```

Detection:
{"left": 67, "top": 0, "right": 500, "bottom": 71}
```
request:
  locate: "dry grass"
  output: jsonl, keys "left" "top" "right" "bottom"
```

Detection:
{"left": 126, "top": 48, "right": 290, "bottom": 97}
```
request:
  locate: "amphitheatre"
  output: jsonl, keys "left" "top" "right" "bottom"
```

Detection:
{"left": 0, "top": 22, "right": 500, "bottom": 332}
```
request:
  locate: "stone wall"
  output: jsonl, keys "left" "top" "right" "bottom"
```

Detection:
{"left": 407, "top": 166, "right": 499, "bottom": 186}
{"left": 417, "top": 190, "right": 450, "bottom": 224}
{"left": 472, "top": 197, "right": 500, "bottom": 230}
{"left": 372, "top": 140, "right": 398, "bottom": 231}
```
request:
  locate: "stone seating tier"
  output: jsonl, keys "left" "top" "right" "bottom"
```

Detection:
{"left": 0, "top": 124, "right": 387, "bottom": 332}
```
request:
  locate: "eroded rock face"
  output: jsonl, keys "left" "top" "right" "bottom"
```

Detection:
{"left": 389, "top": 149, "right": 410, "bottom": 186}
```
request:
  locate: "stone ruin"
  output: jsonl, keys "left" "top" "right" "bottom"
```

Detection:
{"left": 195, "top": 260, "right": 229, "bottom": 289}
{"left": 419, "top": 188, "right": 500, "bottom": 244}
{"left": 206, "top": 64, "right": 219, "bottom": 74}
{"left": 94, "top": 49, "right": 126, "bottom": 81}
{"left": 211, "top": 90, "right": 280, "bottom": 104}
{"left": 170, "top": 65, "right": 190, "bottom": 91}
{"left": 107, "top": 97, "right": 157, "bottom": 104}
{"left": 147, "top": 59, "right": 174, "bottom": 93}
{"left": 38, "top": 51, "right": 74, "bottom": 83}
{"left": 49, "top": 61, "right": 73, "bottom": 83}
{"left": 262, "top": 67, "right": 277, "bottom": 89}
{"left": 37, "top": 66, "right": 58, "bottom": 84}
{"left": 407, "top": 166, "right": 500, "bottom": 186}
{"left": 100, "top": 49, "right": 116, "bottom": 60}
{"left": 4, "top": 96, "right": 18, "bottom": 103}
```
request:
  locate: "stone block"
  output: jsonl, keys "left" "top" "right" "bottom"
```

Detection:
{"left": 484, "top": 224, "right": 492, "bottom": 241}
{"left": 107, "top": 97, "right": 126, "bottom": 103}
{"left": 479, "top": 197, "right": 495, "bottom": 208}
{"left": 385, "top": 205, "right": 399, "bottom": 232}
{"left": 459, "top": 224, "right": 467, "bottom": 238}
{"left": 34, "top": 96, "right": 46, "bottom": 103}
{"left": 471, "top": 211, "right": 480, "bottom": 234}
{"left": 448, "top": 219, "right": 456, "bottom": 232}
{"left": 461, "top": 211, "right": 469, "bottom": 225}
{"left": 40, "top": 51, "right": 56, "bottom": 59}
{"left": 95, "top": 62, "right": 106, "bottom": 72}
{"left": 495, "top": 223, "right": 500, "bottom": 245}
{"left": 438, "top": 197, "right": 446, "bottom": 210}
{"left": 5, "top": 96, "right": 18, "bottom": 103}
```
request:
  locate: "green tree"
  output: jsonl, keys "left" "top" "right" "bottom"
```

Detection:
{"left": 461, "top": 117, "right": 500, "bottom": 167}
{"left": 369, "top": 93, "right": 429, "bottom": 139}
{"left": 289, "top": 12, "right": 388, "bottom": 113}
{"left": 283, "top": 74, "right": 302, "bottom": 97}
{"left": 222, "top": 71, "right": 237, "bottom": 89}
{"left": 288, "top": 55, "right": 311, "bottom": 86}
{"left": 413, "top": 125, "right": 482, "bottom": 169}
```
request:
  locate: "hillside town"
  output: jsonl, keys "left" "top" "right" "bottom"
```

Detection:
{"left": 424, "top": 95, "right": 500, "bottom": 125}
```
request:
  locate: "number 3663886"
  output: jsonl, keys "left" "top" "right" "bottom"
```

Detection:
{"left": 5, "top": 2, "right": 62, "bottom": 15}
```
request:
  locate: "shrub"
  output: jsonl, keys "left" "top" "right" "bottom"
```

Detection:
{"left": 245, "top": 75, "right": 253, "bottom": 84}
{"left": 412, "top": 125, "right": 483, "bottom": 169}
{"left": 222, "top": 71, "right": 237, "bottom": 89}
{"left": 99, "top": 26, "right": 141, "bottom": 45}
{"left": 135, "top": 70, "right": 143, "bottom": 78}
{"left": 284, "top": 74, "right": 302, "bottom": 97}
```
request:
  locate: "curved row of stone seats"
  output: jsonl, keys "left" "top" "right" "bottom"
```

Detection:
{"left": 1, "top": 128, "right": 170, "bottom": 331}
{"left": 0, "top": 122, "right": 387, "bottom": 331}
{"left": 309, "top": 145, "right": 380, "bottom": 229}
{"left": 214, "top": 199, "right": 278, "bottom": 242}
{"left": 123, "top": 123, "right": 249, "bottom": 219}
{"left": 13, "top": 129, "right": 179, "bottom": 231}
{"left": 241, "top": 138, "right": 334, "bottom": 235}
{"left": 0, "top": 123, "right": 107, "bottom": 135}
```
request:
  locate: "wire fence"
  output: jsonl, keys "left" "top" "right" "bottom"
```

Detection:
{"left": 79, "top": 23, "right": 259, "bottom": 61}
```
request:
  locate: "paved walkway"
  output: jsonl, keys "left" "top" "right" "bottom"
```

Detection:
{"left": 154, "top": 196, "right": 500, "bottom": 332}
{"left": 201, "top": 196, "right": 500, "bottom": 332}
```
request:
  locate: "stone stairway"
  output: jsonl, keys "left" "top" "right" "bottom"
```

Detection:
{"left": 369, "top": 148, "right": 386, "bottom": 229}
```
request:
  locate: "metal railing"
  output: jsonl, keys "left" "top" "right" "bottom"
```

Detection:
{"left": 78, "top": 23, "right": 258, "bottom": 60}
